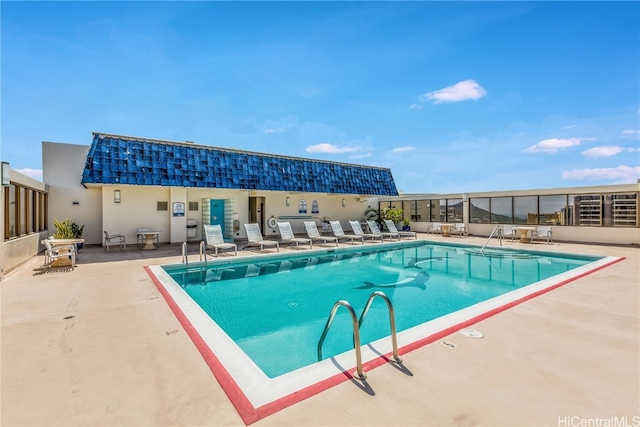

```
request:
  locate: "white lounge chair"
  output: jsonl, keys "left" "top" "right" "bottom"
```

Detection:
{"left": 204, "top": 224, "right": 237, "bottom": 257}
{"left": 104, "top": 230, "right": 126, "bottom": 251}
{"left": 349, "top": 220, "right": 384, "bottom": 242}
{"left": 43, "top": 239, "right": 76, "bottom": 270}
{"left": 366, "top": 220, "right": 400, "bottom": 241}
{"left": 277, "top": 221, "right": 312, "bottom": 249}
{"left": 532, "top": 225, "right": 553, "bottom": 244}
{"left": 329, "top": 220, "right": 364, "bottom": 244}
{"left": 499, "top": 225, "right": 516, "bottom": 241}
{"left": 427, "top": 222, "right": 442, "bottom": 235}
{"left": 303, "top": 221, "right": 338, "bottom": 246}
{"left": 244, "top": 223, "right": 279, "bottom": 253}
{"left": 383, "top": 219, "right": 417, "bottom": 240}
{"left": 451, "top": 223, "right": 467, "bottom": 237}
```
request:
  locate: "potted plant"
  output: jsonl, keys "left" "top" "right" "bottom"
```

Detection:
{"left": 403, "top": 218, "right": 411, "bottom": 231}
{"left": 53, "top": 219, "right": 85, "bottom": 250}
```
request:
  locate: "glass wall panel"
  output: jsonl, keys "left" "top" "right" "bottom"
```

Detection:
{"left": 490, "top": 197, "right": 512, "bottom": 223}
{"left": 437, "top": 199, "right": 446, "bottom": 222}
{"left": 410, "top": 200, "right": 429, "bottom": 221}
{"left": 539, "top": 195, "right": 567, "bottom": 225}
{"left": 447, "top": 198, "right": 463, "bottom": 222}
{"left": 470, "top": 198, "right": 490, "bottom": 223}
{"left": 514, "top": 196, "right": 538, "bottom": 224}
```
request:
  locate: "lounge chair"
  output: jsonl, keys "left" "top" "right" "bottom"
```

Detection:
{"left": 244, "top": 223, "right": 279, "bottom": 253}
{"left": 348, "top": 220, "right": 384, "bottom": 242}
{"left": 104, "top": 230, "right": 126, "bottom": 251}
{"left": 532, "top": 225, "right": 553, "bottom": 244}
{"left": 366, "top": 220, "right": 400, "bottom": 241}
{"left": 329, "top": 220, "right": 364, "bottom": 244}
{"left": 383, "top": 219, "right": 417, "bottom": 240}
{"left": 451, "top": 223, "right": 467, "bottom": 237}
{"left": 277, "top": 221, "right": 312, "bottom": 249}
{"left": 427, "top": 222, "right": 442, "bottom": 235}
{"left": 499, "top": 225, "right": 516, "bottom": 241}
{"left": 303, "top": 221, "right": 338, "bottom": 246}
{"left": 137, "top": 227, "right": 159, "bottom": 248}
{"left": 204, "top": 224, "right": 237, "bottom": 257}
{"left": 43, "top": 239, "right": 76, "bottom": 270}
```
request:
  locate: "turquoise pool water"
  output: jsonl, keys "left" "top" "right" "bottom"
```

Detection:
{"left": 164, "top": 242, "right": 599, "bottom": 378}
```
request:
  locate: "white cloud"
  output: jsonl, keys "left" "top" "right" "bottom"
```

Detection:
{"left": 581, "top": 146, "right": 626, "bottom": 158}
{"left": 305, "top": 143, "right": 360, "bottom": 154}
{"left": 408, "top": 104, "right": 422, "bottom": 110}
{"left": 264, "top": 127, "right": 289, "bottom": 134}
{"left": 523, "top": 138, "right": 581, "bottom": 154}
{"left": 562, "top": 165, "right": 640, "bottom": 182}
{"left": 389, "top": 146, "right": 416, "bottom": 154}
{"left": 621, "top": 129, "right": 640, "bottom": 139}
{"left": 420, "top": 79, "right": 487, "bottom": 104}
{"left": 16, "top": 168, "right": 43, "bottom": 180}
{"left": 562, "top": 125, "right": 577, "bottom": 130}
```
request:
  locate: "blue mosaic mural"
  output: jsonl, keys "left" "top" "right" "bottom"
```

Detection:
{"left": 81, "top": 133, "right": 399, "bottom": 196}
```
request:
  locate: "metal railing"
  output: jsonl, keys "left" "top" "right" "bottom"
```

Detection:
{"left": 358, "top": 291, "right": 402, "bottom": 363}
{"left": 317, "top": 300, "right": 367, "bottom": 380}
{"left": 481, "top": 225, "right": 502, "bottom": 253}
{"left": 317, "top": 291, "right": 402, "bottom": 381}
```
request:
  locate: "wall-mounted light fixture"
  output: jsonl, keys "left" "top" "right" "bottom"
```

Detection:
{"left": 342, "top": 198, "right": 346, "bottom": 207}
{"left": 286, "top": 196, "right": 290, "bottom": 206}
{"left": 114, "top": 190, "right": 121, "bottom": 203}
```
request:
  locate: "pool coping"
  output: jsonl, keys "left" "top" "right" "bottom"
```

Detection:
{"left": 145, "top": 246, "right": 624, "bottom": 425}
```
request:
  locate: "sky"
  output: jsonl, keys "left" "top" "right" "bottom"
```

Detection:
{"left": 1, "top": 1, "right": 639, "bottom": 194}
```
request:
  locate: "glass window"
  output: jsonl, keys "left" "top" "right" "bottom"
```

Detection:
{"left": 539, "top": 195, "right": 567, "bottom": 225}
{"left": 573, "top": 194, "right": 601, "bottom": 226}
{"left": 437, "top": 199, "right": 446, "bottom": 222}
{"left": 491, "top": 197, "right": 512, "bottom": 223}
{"left": 514, "top": 196, "right": 538, "bottom": 224}
{"left": 447, "top": 198, "right": 463, "bottom": 222}
{"left": 470, "top": 198, "right": 490, "bottom": 223}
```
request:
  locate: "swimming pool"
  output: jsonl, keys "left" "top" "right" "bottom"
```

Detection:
{"left": 146, "top": 241, "right": 619, "bottom": 424}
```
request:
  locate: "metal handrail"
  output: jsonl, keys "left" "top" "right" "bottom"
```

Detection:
{"left": 181, "top": 242, "right": 188, "bottom": 264}
{"left": 481, "top": 225, "right": 502, "bottom": 253}
{"left": 199, "top": 241, "right": 207, "bottom": 268}
{"left": 317, "top": 300, "right": 367, "bottom": 380}
{"left": 358, "top": 291, "right": 402, "bottom": 363}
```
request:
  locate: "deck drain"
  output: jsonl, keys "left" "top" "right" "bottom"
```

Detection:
{"left": 460, "top": 328, "right": 484, "bottom": 339}
{"left": 63, "top": 315, "right": 75, "bottom": 320}
{"left": 441, "top": 341, "right": 458, "bottom": 349}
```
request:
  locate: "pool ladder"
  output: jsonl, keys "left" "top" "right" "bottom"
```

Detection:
{"left": 181, "top": 241, "right": 208, "bottom": 266}
{"left": 317, "top": 291, "right": 402, "bottom": 381}
{"left": 481, "top": 225, "right": 503, "bottom": 253}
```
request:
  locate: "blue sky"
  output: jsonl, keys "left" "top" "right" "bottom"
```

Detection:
{"left": 1, "top": 1, "right": 638, "bottom": 193}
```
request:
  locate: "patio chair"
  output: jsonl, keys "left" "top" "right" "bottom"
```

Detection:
{"left": 383, "top": 219, "right": 417, "bottom": 240}
{"left": 137, "top": 227, "right": 159, "bottom": 248}
{"left": 204, "top": 224, "right": 237, "bottom": 257}
{"left": 43, "top": 239, "right": 76, "bottom": 270}
{"left": 277, "top": 221, "right": 312, "bottom": 249}
{"left": 427, "top": 222, "right": 442, "bottom": 235}
{"left": 104, "top": 230, "right": 126, "bottom": 251}
{"left": 366, "top": 220, "right": 400, "bottom": 241}
{"left": 329, "top": 220, "right": 364, "bottom": 244}
{"left": 303, "top": 221, "right": 338, "bottom": 246}
{"left": 348, "top": 220, "right": 384, "bottom": 242}
{"left": 499, "top": 225, "right": 516, "bottom": 242}
{"left": 244, "top": 223, "right": 279, "bottom": 253}
{"left": 532, "top": 225, "right": 553, "bottom": 244}
{"left": 451, "top": 223, "right": 467, "bottom": 237}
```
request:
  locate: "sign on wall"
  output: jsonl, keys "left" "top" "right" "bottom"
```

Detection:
{"left": 173, "top": 202, "right": 185, "bottom": 217}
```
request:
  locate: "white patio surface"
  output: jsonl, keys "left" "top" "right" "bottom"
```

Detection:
{"left": 2, "top": 235, "right": 638, "bottom": 426}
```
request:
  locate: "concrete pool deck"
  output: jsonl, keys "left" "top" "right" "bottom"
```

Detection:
{"left": 2, "top": 235, "right": 639, "bottom": 426}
